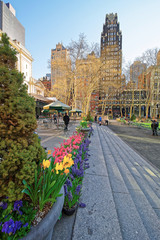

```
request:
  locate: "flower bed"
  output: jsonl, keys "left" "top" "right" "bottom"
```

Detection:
{"left": 0, "top": 132, "right": 92, "bottom": 239}
{"left": 63, "top": 138, "right": 91, "bottom": 213}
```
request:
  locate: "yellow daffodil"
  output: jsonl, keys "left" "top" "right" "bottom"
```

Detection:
{"left": 63, "top": 156, "right": 74, "bottom": 169}
{"left": 55, "top": 162, "right": 64, "bottom": 174}
{"left": 42, "top": 159, "right": 50, "bottom": 169}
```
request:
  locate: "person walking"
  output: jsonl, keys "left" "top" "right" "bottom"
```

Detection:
{"left": 98, "top": 116, "right": 102, "bottom": 126}
{"left": 151, "top": 119, "right": 159, "bottom": 136}
{"left": 53, "top": 113, "right": 57, "bottom": 124}
{"left": 94, "top": 115, "right": 97, "bottom": 123}
{"left": 63, "top": 112, "right": 70, "bottom": 130}
{"left": 103, "top": 115, "right": 109, "bottom": 126}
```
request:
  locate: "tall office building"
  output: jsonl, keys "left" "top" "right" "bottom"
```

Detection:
{"left": 130, "top": 61, "right": 147, "bottom": 88}
{"left": 0, "top": 1, "right": 25, "bottom": 46}
{"left": 51, "top": 43, "right": 71, "bottom": 103}
{"left": 100, "top": 13, "right": 122, "bottom": 98}
{"left": 51, "top": 43, "right": 70, "bottom": 87}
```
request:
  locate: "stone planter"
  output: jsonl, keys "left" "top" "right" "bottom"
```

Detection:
{"left": 80, "top": 127, "right": 90, "bottom": 138}
{"left": 21, "top": 187, "right": 64, "bottom": 240}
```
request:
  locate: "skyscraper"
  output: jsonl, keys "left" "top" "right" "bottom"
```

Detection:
{"left": 51, "top": 43, "right": 69, "bottom": 88}
{"left": 51, "top": 43, "right": 71, "bottom": 103}
{"left": 100, "top": 13, "right": 122, "bottom": 99}
{"left": 0, "top": 1, "right": 25, "bottom": 46}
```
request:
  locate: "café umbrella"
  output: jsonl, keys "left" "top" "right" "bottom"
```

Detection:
{"left": 43, "top": 101, "right": 71, "bottom": 128}
{"left": 69, "top": 108, "right": 82, "bottom": 113}
{"left": 43, "top": 100, "right": 71, "bottom": 111}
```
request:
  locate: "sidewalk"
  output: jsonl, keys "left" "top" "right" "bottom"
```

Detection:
{"left": 40, "top": 123, "right": 160, "bottom": 240}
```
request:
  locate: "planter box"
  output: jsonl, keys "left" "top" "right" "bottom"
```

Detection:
{"left": 80, "top": 128, "right": 90, "bottom": 138}
{"left": 21, "top": 187, "right": 64, "bottom": 240}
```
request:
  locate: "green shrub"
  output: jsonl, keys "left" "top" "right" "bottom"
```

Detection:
{"left": 0, "top": 33, "right": 46, "bottom": 202}
{"left": 131, "top": 114, "right": 136, "bottom": 121}
{"left": 85, "top": 111, "right": 93, "bottom": 122}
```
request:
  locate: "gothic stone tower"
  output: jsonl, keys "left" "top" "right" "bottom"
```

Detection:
{"left": 100, "top": 13, "right": 122, "bottom": 99}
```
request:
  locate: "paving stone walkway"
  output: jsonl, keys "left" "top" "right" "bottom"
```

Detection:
{"left": 49, "top": 123, "right": 160, "bottom": 240}
{"left": 108, "top": 120, "right": 160, "bottom": 170}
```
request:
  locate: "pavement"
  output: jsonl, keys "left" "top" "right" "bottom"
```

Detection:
{"left": 37, "top": 121, "right": 160, "bottom": 240}
{"left": 108, "top": 120, "right": 160, "bottom": 170}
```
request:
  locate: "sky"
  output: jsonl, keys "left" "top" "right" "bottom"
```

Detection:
{"left": 3, "top": 0, "right": 160, "bottom": 79}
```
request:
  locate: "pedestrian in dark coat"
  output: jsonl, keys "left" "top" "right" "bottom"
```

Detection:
{"left": 63, "top": 112, "right": 70, "bottom": 130}
{"left": 151, "top": 119, "right": 159, "bottom": 136}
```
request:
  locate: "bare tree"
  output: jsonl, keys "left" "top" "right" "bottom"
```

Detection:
{"left": 66, "top": 33, "right": 101, "bottom": 114}
{"left": 90, "top": 42, "right": 100, "bottom": 57}
{"left": 122, "top": 60, "right": 132, "bottom": 83}
{"left": 67, "top": 33, "right": 89, "bottom": 64}
{"left": 136, "top": 47, "right": 159, "bottom": 67}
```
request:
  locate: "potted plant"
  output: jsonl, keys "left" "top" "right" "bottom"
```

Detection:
{"left": 78, "top": 121, "right": 91, "bottom": 138}
{"left": 63, "top": 178, "right": 82, "bottom": 216}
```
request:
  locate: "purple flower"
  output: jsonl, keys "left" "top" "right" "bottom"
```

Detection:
{"left": 75, "top": 185, "right": 81, "bottom": 195}
{"left": 14, "top": 221, "right": 22, "bottom": 233}
{"left": 13, "top": 200, "right": 23, "bottom": 211}
{"left": 85, "top": 163, "right": 90, "bottom": 169}
{"left": 79, "top": 202, "right": 86, "bottom": 208}
{"left": 23, "top": 223, "right": 28, "bottom": 228}
{"left": 0, "top": 202, "right": 8, "bottom": 210}
{"left": 13, "top": 200, "right": 23, "bottom": 215}
{"left": 66, "top": 179, "right": 72, "bottom": 188}
{"left": 64, "top": 184, "right": 68, "bottom": 196}
{"left": 68, "top": 192, "right": 73, "bottom": 201}
{"left": 2, "top": 219, "right": 15, "bottom": 234}
{"left": 69, "top": 174, "right": 75, "bottom": 180}
{"left": 2, "top": 219, "right": 22, "bottom": 235}
{"left": 79, "top": 150, "right": 82, "bottom": 156}
{"left": 72, "top": 166, "right": 84, "bottom": 178}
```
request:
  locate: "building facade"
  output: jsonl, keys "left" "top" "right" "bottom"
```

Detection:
{"left": 51, "top": 43, "right": 71, "bottom": 103}
{"left": 130, "top": 61, "right": 147, "bottom": 88}
{"left": 0, "top": 1, "right": 25, "bottom": 46}
{"left": 0, "top": 30, "right": 33, "bottom": 92}
{"left": 0, "top": 2, "right": 48, "bottom": 116}
{"left": 75, "top": 52, "right": 100, "bottom": 114}
{"left": 100, "top": 13, "right": 122, "bottom": 99}
{"left": 51, "top": 43, "right": 70, "bottom": 87}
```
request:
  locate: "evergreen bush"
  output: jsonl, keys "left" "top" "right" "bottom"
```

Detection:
{"left": 0, "top": 33, "right": 46, "bottom": 202}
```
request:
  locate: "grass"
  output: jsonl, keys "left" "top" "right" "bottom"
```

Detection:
{"left": 120, "top": 120, "right": 160, "bottom": 130}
